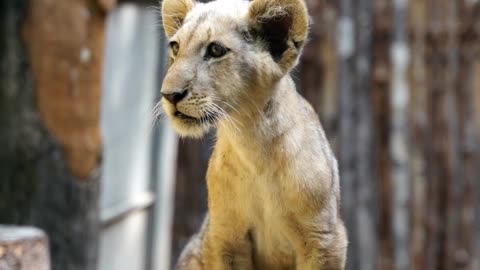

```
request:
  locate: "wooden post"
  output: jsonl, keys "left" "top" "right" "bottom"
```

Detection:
{"left": 0, "top": 226, "right": 50, "bottom": 270}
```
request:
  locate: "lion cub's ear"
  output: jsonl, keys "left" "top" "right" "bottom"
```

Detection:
{"left": 247, "top": 0, "right": 309, "bottom": 72}
{"left": 162, "top": 0, "right": 195, "bottom": 38}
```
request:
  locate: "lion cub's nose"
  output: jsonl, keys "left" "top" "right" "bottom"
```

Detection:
{"left": 162, "top": 89, "right": 188, "bottom": 105}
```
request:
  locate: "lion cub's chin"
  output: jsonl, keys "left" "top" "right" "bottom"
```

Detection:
{"left": 169, "top": 117, "right": 211, "bottom": 138}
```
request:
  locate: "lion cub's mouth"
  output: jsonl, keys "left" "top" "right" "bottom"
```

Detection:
{"left": 174, "top": 111, "right": 219, "bottom": 124}
{"left": 174, "top": 111, "right": 198, "bottom": 121}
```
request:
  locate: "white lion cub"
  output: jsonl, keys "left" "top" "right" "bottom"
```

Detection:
{"left": 160, "top": 0, "right": 348, "bottom": 269}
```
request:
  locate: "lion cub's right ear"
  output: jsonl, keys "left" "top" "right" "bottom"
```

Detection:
{"left": 161, "top": 0, "right": 195, "bottom": 38}
{"left": 247, "top": 0, "right": 309, "bottom": 73}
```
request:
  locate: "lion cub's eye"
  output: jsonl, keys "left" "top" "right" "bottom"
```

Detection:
{"left": 170, "top": 41, "right": 180, "bottom": 56}
{"left": 206, "top": 42, "right": 229, "bottom": 58}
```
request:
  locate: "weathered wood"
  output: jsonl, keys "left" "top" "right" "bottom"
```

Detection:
{"left": 353, "top": 1, "right": 377, "bottom": 270}
{"left": 443, "top": 2, "right": 463, "bottom": 270}
{"left": 473, "top": 4, "right": 480, "bottom": 265}
{"left": 390, "top": 0, "right": 411, "bottom": 270}
{"left": 474, "top": 59, "right": 480, "bottom": 270}
{"left": 408, "top": 0, "right": 428, "bottom": 269}
{"left": 424, "top": 1, "right": 446, "bottom": 269}
{"left": 337, "top": 0, "right": 357, "bottom": 268}
{"left": 171, "top": 138, "right": 210, "bottom": 266}
{"left": 455, "top": 2, "right": 480, "bottom": 269}
{"left": 298, "top": 0, "right": 338, "bottom": 132}
{"left": 373, "top": 0, "right": 393, "bottom": 269}
{"left": 0, "top": 226, "right": 50, "bottom": 270}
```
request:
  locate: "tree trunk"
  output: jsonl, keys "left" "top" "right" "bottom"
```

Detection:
{"left": 0, "top": 0, "right": 107, "bottom": 269}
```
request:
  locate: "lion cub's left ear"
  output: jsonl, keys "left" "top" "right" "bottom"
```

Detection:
{"left": 247, "top": 0, "right": 309, "bottom": 72}
{"left": 162, "top": 0, "right": 196, "bottom": 38}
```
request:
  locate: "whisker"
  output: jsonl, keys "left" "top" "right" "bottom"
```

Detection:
{"left": 210, "top": 97, "right": 241, "bottom": 115}
{"left": 208, "top": 103, "right": 241, "bottom": 134}
{"left": 150, "top": 101, "right": 167, "bottom": 128}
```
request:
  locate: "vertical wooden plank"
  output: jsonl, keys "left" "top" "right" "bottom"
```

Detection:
{"left": 408, "top": 0, "right": 428, "bottom": 269}
{"left": 425, "top": 0, "right": 447, "bottom": 268}
{"left": 473, "top": 59, "right": 480, "bottom": 270}
{"left": 372, "top": 0, "right": 393, "bottom": 269}
{"left": 337, "top": 0, "right": 357, "bottom": 269}
{"left": 354, "top": 1, "right": 377, "bottom": 270}
{"left": 171, "top": 138, "right": 210, "bottom": 265}
{"left": 390, "top": 0, "right": 411, "bottom": 269}
{"left": 298, "top": 0, "right": 338, "bottom": 134}
{"left": 455, "top": 51, "right": 476, "bottom": 270}
{"left": 472, "top": 7, "right": 480, "bottom": 268}
{"left": 443, "top": 0, "right": 462, "bottom": 269}
{"left": 318, "top": 0, "right": 339, "bottom": 134}
{"left": 457, "top": 2, "right": 480, "bottom": 269}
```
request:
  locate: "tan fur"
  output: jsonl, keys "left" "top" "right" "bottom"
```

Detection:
{"left": 160, "top": 0, "right": 348, "bottom": 269}
{"left": 162, "top": 0, "right": 195, "bottom": 38}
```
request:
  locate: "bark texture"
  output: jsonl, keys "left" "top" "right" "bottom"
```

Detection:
{"left": 22, "top": 0, "right": 104, "bottom": 180}
{"left": 0, "top": 0, "right": 106, "bottom": 269}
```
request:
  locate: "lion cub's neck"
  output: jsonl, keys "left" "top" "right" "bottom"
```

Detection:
{"left": 216, "top": 75, "right": 300, "bottom": 171}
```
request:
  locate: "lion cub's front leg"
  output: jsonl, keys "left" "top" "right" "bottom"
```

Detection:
{"left": 291, "top": 217, "right": 348, "bottom": 270}
{"left": 202, "top": 222, "right": 254, "bottom": 270}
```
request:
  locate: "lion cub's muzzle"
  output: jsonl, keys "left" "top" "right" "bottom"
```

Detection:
{"left": 162, "top": 88, "right": 188, "bottom": 105}
{"left": 161, "top": 87, "right": 221, "bottom": 125}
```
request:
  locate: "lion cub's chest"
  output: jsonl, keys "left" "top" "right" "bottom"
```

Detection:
{"left": 231, "top": 172, "right": 297, "bottom": 269}
{"left": 208, "top": 144, "right": 298, "bottom": 268}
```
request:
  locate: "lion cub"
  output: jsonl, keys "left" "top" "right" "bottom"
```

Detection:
{"left": 160, "top": 0, "right": 348, "bottom": 269}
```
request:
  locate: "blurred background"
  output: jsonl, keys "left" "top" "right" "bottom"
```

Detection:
{"left": 0, "top": 0, "right": 479, "bottom": 270}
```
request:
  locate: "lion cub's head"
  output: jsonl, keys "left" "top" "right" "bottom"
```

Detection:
{"left": 160, "top": 0, "right": 308, "bottom": 137}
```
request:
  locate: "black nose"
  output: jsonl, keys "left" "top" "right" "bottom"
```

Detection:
{"left": 162, "top": 89, "right": 188, "bottom": 105}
